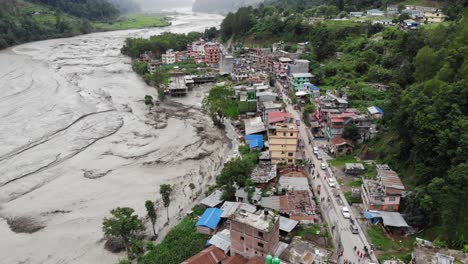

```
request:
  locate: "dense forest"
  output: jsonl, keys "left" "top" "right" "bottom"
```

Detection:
{"left": 220, "top": 1, "right": 467, "bottom": 249}
{"left": 0, "top": 0, "right": 141, "bottom": 50}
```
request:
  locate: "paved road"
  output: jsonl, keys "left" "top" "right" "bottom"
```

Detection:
{"left": 280, "top": 89, "right": 378, "bottom": 264}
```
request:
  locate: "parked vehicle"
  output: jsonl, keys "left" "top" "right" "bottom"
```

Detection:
{"left": 313, "top": 147, "right": 319, "bottom": 155}
{"left": 296, "top": 119, "right": 300, "bottom": 126}
{"left": 350, "top": 224, "right": 359, "bottom": 234}
{"left": 327, "top": 178, "right": 336, "bottom": 188}
{"left": 321, "top": 162, "right": 327, "bottom": 170}
{"left": 342, "top": 207, "right": 351, "bottom": 218}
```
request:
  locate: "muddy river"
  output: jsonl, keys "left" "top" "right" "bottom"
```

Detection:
{"left": 0, "top": 9, "right": 231, "bottom": 264}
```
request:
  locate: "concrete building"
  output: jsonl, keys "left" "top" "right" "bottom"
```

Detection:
{"left": 269, "top": 123, "right": 299, "bottom": 164}
{"left": 362, "top": 167, "right": 405, "bottom": 212}
{"left": 147, "top": 60, "right": 161, "bottom": 74}
{"left": 424, "top": 9, "right": 445, "bottom": 23}
{"left": 220, "top": 54, "right": 234, "bottom": 75}
{"left": 287, "top": 59, "right": 310, "bottom": 76}
{"left": 367, "top": 9, "right": 385, "bottom": 16}
{"left": 272, "top": 57, "right": 292, "bottom": 78}
{"left": 290, "top": 73, "right": 313, "bottom": 90}
{"left": 230, "top": 210, "right": 280, "bottom": 259}
{"left": 168, "top": 71, "right": 188, "bottom": 97}
{"left": 161, "top": 49, "right": 179, "bottom": 65}
{"left": 205, "top": 43, "right": 221, "bottom": 66}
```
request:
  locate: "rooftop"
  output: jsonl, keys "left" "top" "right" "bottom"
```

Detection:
{"left": 244, "top": 117, "right": 266, "bottom": 135}
{"left": 278, "top": 176, "right": 309, "bottom": 191}
{"left": 196, "top": 208, "right": 223, "bottom": 230}
{"left": 231, "top": 210, "right": 279, "bottom": 232}
{"left": 200, "top": 190, "right": 224, "bottom": 207}
{"left": 268, "top": 111, "right": 294, "bottom": 124}
{"left": 378, "top": 169, "right": 405, "bottom": 190}
{"left": 220, "top": 202, "right": 256, "bottom": 218}
{"left": 331, "top": 137, "right": 354, "bottom": 147}
{"left": 291, "top": 73, "right": 313, "bottom": 78}
{"left": 251, "top": 164, "right": 277, "bottom": 183}
{"left": 278, "top": 57, "right": 293, "bottom": 63}
{"left": 181, "top": 245, "right": 227, "bottom": 264}
{"left": 208, "top": 229, "right": 231, "bottom": 253}
{"left": 279, "top": 216, "right": 299, "bottom": 233}
{"left": 345, "top": 163, "right": 365, "bottom": 171}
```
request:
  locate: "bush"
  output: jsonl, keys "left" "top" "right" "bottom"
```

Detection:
{"left": 139, "top": 217, "right": 209, "bottom": 264}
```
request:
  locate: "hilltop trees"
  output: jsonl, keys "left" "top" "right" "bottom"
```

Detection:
{"left": 159, "top": 184, "right": 173, "bottom": 223}
{"left": 102, "top": 207, "right": 144, "bottom": 259}
{"left": 145, "top": 200, "right": 158, "bottom": 238}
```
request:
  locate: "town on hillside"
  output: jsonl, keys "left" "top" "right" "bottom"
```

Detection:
{"left": 129, "top": 4, "right": 464, "bottom": 263}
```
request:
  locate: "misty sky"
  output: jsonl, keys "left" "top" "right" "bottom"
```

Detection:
{"left": 133, "top": 0, "right": 194, "bottom": 10}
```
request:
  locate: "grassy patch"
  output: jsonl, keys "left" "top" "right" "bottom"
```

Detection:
{"left": 139, "top": 217, "right": 209, "bottom": 264}
{"left": 296, "top": 224, "right": 322, "bottom": 238}
{"left": 364, "top": 163, "right": 377, "bottom": 179}
{"left": 368, "top": 225, "right": 391, "bottom": 251}
{"left": 348, "top": 179, "right": 363, "bottom": 187}
{"left": 329, "top": 151, "right": 358, "bottom": 167}
{"left": 344, "top": 191, "right": 362, "bottom": 204}
{"left": 94, "top": 14, "right": 170, "bottom": 30}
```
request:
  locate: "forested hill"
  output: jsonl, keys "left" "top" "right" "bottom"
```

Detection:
{"left": 192, "top": 0, "right": 263, "bottom": 14}
{"left": 220, "top": 1, "right": 467, "bottom": 250}
{"left": 0, "top": 0, "right": 142, "bottom": 50}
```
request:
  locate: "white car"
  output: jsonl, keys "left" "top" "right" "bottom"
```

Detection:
{"left": 342, "top": 207, "right": 351, "bottom": 218}
{"left": 327, "top": 178, "right": 336, "bottom": 188}
{"left": 313, "top": 147, "right": 319, "bottom": 155}
{"left": 321, "top": 162, "right": 327, "bottom": 170}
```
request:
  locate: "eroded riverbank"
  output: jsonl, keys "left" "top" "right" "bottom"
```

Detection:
{"left": 0, "top": 10, "right": 228, "bottom": 264}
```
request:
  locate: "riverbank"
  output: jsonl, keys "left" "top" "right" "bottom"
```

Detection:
{"left": 0, "top": 10, "right": 225, "bottom": 264}
{"left": 93, "top": 14, "right": 172, "bottom": 31}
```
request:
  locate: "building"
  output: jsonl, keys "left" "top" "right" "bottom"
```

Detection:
{"left": 230, "top": 210, "right": 280, "bottom": 259}
{"left": 403, "top": 19, "right": 419, "bottom": 29}
{"left": 269, "top": 123, "right": 299, "bottom": 164}
{"left": 181, "top": 245, "right": 227, "bottom": 264}
{"left": 345, "top": 163, "right": 365, "bottom": 175}
{"left": 169, "top": 71, "right": 188, "bottom": 97}
{"left": 386, "top": 5, "right": 399, "bottom": 16}
{"left": 232, "top": 68, "right": 250, "bottom": 81}
{"left": 238, "top": 88, "right": 257, "bottom": 114}
{"left": 367, "top": 9, "right": 385, "bottom": 16}
{"left": 220, "top": 54, "right": 234, "bottom": 75}
{"left": 368, "top": 106, "right": 384, "bottom": 119}
{"left": 287, "top": 59, "right": 310, "bottom": 76}
{"left": 424, "top": 9, "right": 445, "bottom": 23}
{"left": 147, "top": 60, "right": 161, "bottom": 74}
{"left": 350, "top": 11, "right": 364, "bottom": 17}
{"left": 272, "top": 57, "right": 293, "bottom": 78}
{"left": 361, "top": 167, "right": 405, "bottom": 212}
{"left": 244, "top": 117, "right": 266, "bottom": 135}
{"left": 196, "top": 208, "right": 223, "bottom": 235}
{"left": 161, "top": 49, "right": 179, "bottom": 65}
{"left": 303, "top": 83, "right": 320, "bottom": 98}
{"left": 403, "top": 9, "right": 424, "bottom": 19}
{"left": 290, "top": 73, "right": 313, "bottom": 90}
{"left": 330, "top": 137, "right": 354, "bottom": 156}
{"left": 205, "top": 43, "right": 221, "bottom": 66}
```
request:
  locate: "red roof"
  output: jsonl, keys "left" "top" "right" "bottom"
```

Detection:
{"left": 223, "top": 255, "right": 264, "bottom": 264}
{"left": 268, "top": 111, "right": 294, "bottom": 124}
{"left": 331, "top": 118, "right": 344, "bottom": 123}
{"left": 331, "top": 137, "right": 354, "bottom": 147}
{"left": 182, "top": 245, "right": 227, "bottom": 264}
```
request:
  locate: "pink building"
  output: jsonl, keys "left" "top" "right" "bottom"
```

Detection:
{"left": 362, "top": 168, "right": 405, "bottom": 212}
{"left": 272, "top": 57, "right": 292, "bottom": 78}
{"left": 204, "top": 43, "right": 221, "bottom": 66}
{"left": 230, "top": 210, "right": 279, "bottom": 259}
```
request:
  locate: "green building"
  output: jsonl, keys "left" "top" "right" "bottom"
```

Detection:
{"left": 290, "top": 73, "right": 313, "bottom": 90}
{"left": 238, "top": 89, "right": 257, "bottom": 113}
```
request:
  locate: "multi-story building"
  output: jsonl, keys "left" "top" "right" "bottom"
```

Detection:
{"left": 361, "top": 167, "right": 405, "bottom": 212}
{"left": 272, "top": 57, "right": 292, "bottom": 78}
{"left": 424, "top": 9, "right": 445, "bottom": 23}
{"left": 204, "top": 43, "right": 221, "bottom": 66}
{"left": 188, "top": 39, "right": 206, "bottom": 63}
{"left": 290, "top": 73, "right": 313, "bottom": 90}
{"left": 161, "top": 49, "right": 179, "bottom": 65}
{"left": 269, "top": 123, "right": 299, "bottom": 164}
{"left": 230, "top": 210, "right": 280, "bottom": 259}
{"left": 147, "top": 60, "right": 161, "bottom": 74}
{"left": 287, "top": 59, "right": 310, "bottom": 76}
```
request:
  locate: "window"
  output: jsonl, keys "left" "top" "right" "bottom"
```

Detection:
{"left": 290, "top": 133, "right": 293, "bottom": 136}
{"left": 288, "top": 159, "right": 293, "bottom": 163}
{"left": 240, "top": 236, "right": 244, "bottom": 241}
{"left": 258, "top": 231, "right": 263, "bottom": 238}
{"left": 246, "top": 247, "right": 249, "bottom": 251}
{"left": 288, "top": 152, "right": 293, "bottom": 157}
{"left": 389, "top": 196, "right": 396, "bottom": 202}
{"left": 258, "top": 242, "right": 264, "bottom": 248}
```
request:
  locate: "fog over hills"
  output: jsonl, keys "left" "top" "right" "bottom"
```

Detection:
{"left": 132, "top": 0, "right": 194, "bottom": 11}
{"left": 192, "top": 0, "right": 263, "bottom": 13}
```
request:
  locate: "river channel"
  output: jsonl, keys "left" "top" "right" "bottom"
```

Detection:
{"left": 0, "top": 9, "right": 228, "bottom": 264}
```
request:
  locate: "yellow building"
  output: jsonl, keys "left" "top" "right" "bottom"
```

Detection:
{"left": 269, "top": 123, "right": 299, "bottom": 164}
{"left": 424, "top": 10, "right": 445, "bottom": 23}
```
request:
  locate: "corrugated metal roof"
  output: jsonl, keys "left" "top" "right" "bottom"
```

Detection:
{"left": 196, "top": 208, "right": 223, "bottom": 230}
{"left": 261, "top": 196, "right": 281, "bottom": 210}
{"left": 200, "top": 190, "right": 224, "bottom": 207}
{"left": 278, "top": 177, "right": 309, "bottom": 191}
{"left": 244, "top": 117, "right": 266, "bottom": 135}
{"left": 279, "top": 216, "right": 299, "bottom": 232}
{"left": 378, "top": 169, "right": 405, "bottom": 190}
{"left": 208, "top": 229, "right": 231, "bottom": 253}
{"left": 220, "top": 202, "right": 240, "bottom": 218}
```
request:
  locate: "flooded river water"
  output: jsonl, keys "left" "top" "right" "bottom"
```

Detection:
{"left": 0, "top": 9, "right": 229, "bottom": 264}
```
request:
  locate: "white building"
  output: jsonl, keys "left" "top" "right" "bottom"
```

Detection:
{"left": 162, "top": 50, "right": 178, "bottom": 65}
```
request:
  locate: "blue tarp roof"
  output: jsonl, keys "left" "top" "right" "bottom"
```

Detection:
{"left": 196, "top": 208, "right": 223, "bottom": 230}
{"left": 305, "top": 83, "right": 320, "bottom": 91}
{"left": 245, "top": 134, "right": 264, "bottom": 149}
{"left": 374, "top": 106, "right": 383, "bottom": 114}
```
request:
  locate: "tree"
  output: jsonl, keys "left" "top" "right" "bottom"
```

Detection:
{"left": 303, "top": 102, "right": 316, "bottom": 118}
{"left": 145, "top": 200, "right": 157, "bottom": 238}
{"left": 343, "top": 124, "right": 360, "bottom": 143}
{"left": 413, "top": 46, "right": 441, "bottom": 82}
{"left": 102, "top": 207, "right": 144, "bottom": 259}
{"left": 159, "top": 184, "right": 173, "bottom": 223}
{"left": 144, "top": 95, "right": 153, "bottom": 109}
